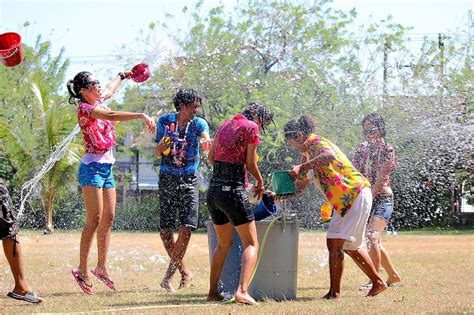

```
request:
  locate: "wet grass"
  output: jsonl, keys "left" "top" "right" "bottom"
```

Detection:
{"left": 0, "top": 230, "right": 473, "bottom": 314}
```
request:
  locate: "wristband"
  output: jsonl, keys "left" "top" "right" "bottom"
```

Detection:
{"left": 118, "top": 72, "right": 126, "bottom": 80}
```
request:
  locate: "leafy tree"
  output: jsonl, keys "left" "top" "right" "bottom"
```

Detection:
{"left": 0, "top": 35, "right": 82, "bottom": 233}
{"left": 117, "top": 0, "right": 471, "bottom": 228}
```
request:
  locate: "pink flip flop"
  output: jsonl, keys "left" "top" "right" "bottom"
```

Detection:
{"left": 71, "top": 268, "right": 93, "bottom": 295}
{"left": 91, "top": 268, "right": 116, "bottom": 291}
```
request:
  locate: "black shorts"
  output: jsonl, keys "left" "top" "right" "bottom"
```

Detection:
{"left": 206, "top": 182, "right": 255, "bottom": 226}
{"left": 158, "top": 173, "right": 199, "bottom": 230}
{"left": 0, "top": 180, "right": 20, "bottom": 240}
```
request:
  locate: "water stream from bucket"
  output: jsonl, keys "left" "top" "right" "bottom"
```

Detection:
{"left": 17, "top": 42, "right": 170, "bottom": 217}
{"left": 19, "top": 124, "right": 81, "bottom": 217}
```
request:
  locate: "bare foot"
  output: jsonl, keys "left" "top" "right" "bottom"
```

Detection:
{"left": 179, "top": 272, "right": 193, "bottom": 289}
{"left": 207, "top": 292, "right": 224, "bottom": 302}
{"left": 160, "top": 279, "right": 176, "bottom": 293}
{"left": 235, "top": 291, "right": 258, "bottom": 306}
{"left": 359, "top": 282, "right": 372, "bottom": 291}
{"left": 367, "top": 280, "right": 388, "bottom": 297}
{"left": 321, "top": 290, "right": 340, "bottom": 300}
{"left": 387, "top": 273, "right": 401, "bottom": 286}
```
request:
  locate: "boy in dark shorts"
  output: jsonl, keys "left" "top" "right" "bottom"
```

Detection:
{"left": 1, "top": 180, "right": 42, "bottom": 303}
{"left": 155, "top": 89, "right": 211, "bottom": 293}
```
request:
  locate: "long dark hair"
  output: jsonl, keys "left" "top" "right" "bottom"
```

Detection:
{"left": 67, "top": 71, "right": 93, "bottom": 104}
{"left": 283, "top": 115, "right": 315, "bottom": 139}
{"left": 362, "top": 112, "right": 386, "bottom": 137}
{"left": 242, "top": 102, "right": 274, "bottom": 133}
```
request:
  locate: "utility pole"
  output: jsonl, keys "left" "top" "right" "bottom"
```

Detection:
{"left": 438, "top": 34, "right": 445, "bottom": 76}
{"left": 383, "top": 36, "right": 391, "bottom": 106}
{"left": 469, "top": 10, "right": 473, "bottom": 57}
{"left": 438, "top": 33, "right": 445, "bottom": 91}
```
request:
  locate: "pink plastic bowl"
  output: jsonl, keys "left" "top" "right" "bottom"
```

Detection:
{"left": 130, "top": 63, "right": 151, "bottom": 83}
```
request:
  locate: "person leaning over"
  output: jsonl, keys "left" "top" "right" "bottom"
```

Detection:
{"left": 206, "top": 103, "right": 273, "bottom": 306}
{"left": 283, "top": 115, "right": 387, "bottom": 299}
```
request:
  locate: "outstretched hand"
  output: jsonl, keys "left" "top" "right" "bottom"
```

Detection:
{"left": 142, "top": 114, "right": 156, "bottom": 134}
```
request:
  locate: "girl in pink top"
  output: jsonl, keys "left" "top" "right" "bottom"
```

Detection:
{"left": 206, "top": 103, "right": 273, "bottom": 305}
{"left": 67, "top": 70, "right": 155, "bottom": 295}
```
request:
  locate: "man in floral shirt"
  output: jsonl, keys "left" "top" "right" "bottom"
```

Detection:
{"left": 283, "top": 115, "right": 387, "bottom": 299}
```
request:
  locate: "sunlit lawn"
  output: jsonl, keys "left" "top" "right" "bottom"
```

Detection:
{"left": 0, "top": 229, "right": 473, "bottom": 313}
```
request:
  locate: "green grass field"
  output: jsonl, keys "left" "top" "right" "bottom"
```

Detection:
{"left": 0, "top": 229, "right": 473, "bottom": 314}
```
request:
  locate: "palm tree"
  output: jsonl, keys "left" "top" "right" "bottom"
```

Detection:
{"left": 0, "top": 38, "right": 82, "bottom": 233}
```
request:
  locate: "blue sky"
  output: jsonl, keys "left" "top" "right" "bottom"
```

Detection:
{"left": 1, "top": 0, "right": 472, "bottom": 81}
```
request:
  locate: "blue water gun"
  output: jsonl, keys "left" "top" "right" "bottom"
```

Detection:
{"left": 163, "top": 123, "right": 179, "bottom": 156}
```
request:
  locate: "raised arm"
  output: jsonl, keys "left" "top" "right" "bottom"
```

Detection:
{"left": 100, "top": 71, "right": 131, "bottom": 100}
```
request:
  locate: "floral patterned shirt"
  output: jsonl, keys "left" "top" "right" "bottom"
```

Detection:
{"left": 78, "top": 101, "right": 116, "bottom": 154}
{"left": 302, "top": 134, "right": 371, "bottom": 222}
{"left": 353, "top": 140, "right": 396, "bottom": 188}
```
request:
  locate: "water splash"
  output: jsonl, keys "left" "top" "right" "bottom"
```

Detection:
{"left": 18, "top": 124, "right": 81, "bottom": 217}
{"left": 16, "top": 40, "right": 172, "bottom": 218}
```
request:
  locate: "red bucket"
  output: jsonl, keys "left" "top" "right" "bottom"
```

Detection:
{"left": 130, "top": 63, "right": 151, "bottom": 83}
{"left": 0, "top": 32, "right": 24, "bottom": 67}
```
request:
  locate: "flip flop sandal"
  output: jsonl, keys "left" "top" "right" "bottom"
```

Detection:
{"left": 91, "top": 268, "right": 116, "bottom": 291}
{"left": 7, "top": 291, "right": 43, "bottom": 304}
{"left": 359, "top": 283, "right": 372, "bottom": 291}
{"left": 71, "top": 268, "right": 93, "bottom": 295}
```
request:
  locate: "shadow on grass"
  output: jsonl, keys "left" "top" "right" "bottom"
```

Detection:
{"left": 48, "top": 288, "right": 173, "bottom": 298}
{"left": 297, "top": 286, "right": 327, "bottom": 291}
{"left": 110, "top": 295, "right": 209, "bottom": 308}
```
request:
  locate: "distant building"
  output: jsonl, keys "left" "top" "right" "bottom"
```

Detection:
{"left": 114, "top": 131, "right": 159, "bottom": 193}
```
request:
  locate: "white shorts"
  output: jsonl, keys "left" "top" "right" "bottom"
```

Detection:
{"left": 327, "top": 187, "right": 372, "bottom": 250}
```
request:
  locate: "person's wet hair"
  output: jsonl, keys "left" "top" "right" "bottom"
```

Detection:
{"left": 242, "top": 102, "right": 274, "bottom": 133}
{"left": 173, "top": 88, "right": 202, "bottom": 111}
{"left": 284, "top": 115, "right": 315, "bottom": 139}
{"left": 67, "top": 71, "right": 93, "bottom": 104}
{"left": 362, "top": 112, "right": 386, "bottom": 137}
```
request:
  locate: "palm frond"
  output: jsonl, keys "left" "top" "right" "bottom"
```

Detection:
{"left": 0, "top": 121, "right": 34, "bottom": 181}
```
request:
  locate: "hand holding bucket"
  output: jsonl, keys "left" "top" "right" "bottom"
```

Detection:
{"left": 0, "top": 32, "right": 24, "bottom": 67}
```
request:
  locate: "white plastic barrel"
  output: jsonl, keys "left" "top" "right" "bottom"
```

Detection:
{"left": 206, "top": 214, "right": 299, "bottom": 301}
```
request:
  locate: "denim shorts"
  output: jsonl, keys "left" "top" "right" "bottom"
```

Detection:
{"left": 78, "top": 162, "right": 115, "bottom": 189}
{"left": 370, "top": 195, "right": 394, "bottom": 222}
